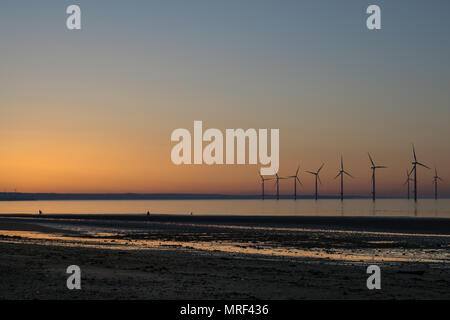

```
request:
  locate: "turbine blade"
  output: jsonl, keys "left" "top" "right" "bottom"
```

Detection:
{"left": 344, "top": 171, "right": 354, "bottom": 178}
{"left": 375, "top": 166, "right": 387, "bottom": 169}
{"left": 341, "top": 156, "right": 343, "bottom": 170}
{"left": 306, "top": 171, "right": 315, "bottom": 175}
{"left": 368, "top": 153, "right": 375, "bottom": 166}
{"left": 412, "top": 144, "right": 417, "bottom": 162}
{"left": 296, "top": 177, "right": 302, "bottom": 185}
{"left": 317, "top": 175, "right": 322, "bottom": 185}
{"left": 417, "top": 162, "right": 430, "bottom": 169}
{"left": 318, "top": 163, "right": 325, "bottom": 173}
{"left": 296, "top": 166, "right": 300, "bottom": 176}
{"left": 334, "top": 172, "right": 341, "bottom": 179}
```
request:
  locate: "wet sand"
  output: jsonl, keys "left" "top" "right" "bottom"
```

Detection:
{"left": 0, "top": 214, "right": 449, "bottom": 299}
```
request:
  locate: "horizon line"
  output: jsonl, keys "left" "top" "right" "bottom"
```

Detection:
{"left": 0, "top": 192, "right": 449, "bottom": 200}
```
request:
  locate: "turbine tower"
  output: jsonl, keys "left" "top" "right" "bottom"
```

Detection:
{"left": 335, "top": 156, "right": 353, "bottom": 201}
{"left": 307, "top": 163, "right": 324, "bottom": 200}
{"left": 411, "top": 144, "right": 430, "bottom": 202}
{"left": 433, "top": 168, "right": 443, "bottom": 200}
{"left": 404, "top": 168, "right": 413, "bottom": 199}
{"left": 274, "top": 173, "right": 287, "bottom": 200}
{"left": 368, "top": 153, "right": 387, "bottom": 201}
{"left": 259, "top": 174, "right": 273, "bottom": 200}
{"left": 287, "top": 166, "right": 302, "bottom": 200}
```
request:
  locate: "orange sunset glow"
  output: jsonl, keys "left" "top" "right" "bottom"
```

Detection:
{"left": 1, "top": 1, "right": 449, "bottom": 197}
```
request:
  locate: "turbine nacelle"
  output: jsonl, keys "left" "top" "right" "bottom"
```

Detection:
{"left": 335, "top": 156, "right": 353, "bottom": 179}
{"left": 411, "top": 144, "right": 430, "bottom": 169}
{"left": 288, "top": 166, "right": 302, "bottom": 185}
{"left": 259, "top": 173, "right": 273, "bottom": 182}
{"left": 307, "top": 163, "right": 324, "bottom": 184}
{"left": 411, "top": 144, "right": 431, "bottom": 202}
{"left": 433, "top": 168, "right": 444, "bottom": 182}
{"left": 412, "top": 161, "right": 430, "bottom": 169}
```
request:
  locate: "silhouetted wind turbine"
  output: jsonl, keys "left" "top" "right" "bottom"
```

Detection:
{"left": 259, "top": 174, "right": 273, "bottom": 200}
{"left": 335, "top": 156, "right": 353, "bottom": 201}
{"left": 411, "top": 144, "right": 430, "bottom": 202}
{"left": 287, "top": 166, "right": 302, "bottom": 200}
{"left": 368, "top": 153, "right": 387, "bottom": 201}
{"left": 433, "top": 168, "right": 443, "bottom": 200}
{"left": 404, "top": 168, "right": 414, "bottom": 199}
{"left": 307, "top": 163, "right": 324, "bottom": 200}
{"left": 274, "top": 173, "right": 288, "bottom": 200}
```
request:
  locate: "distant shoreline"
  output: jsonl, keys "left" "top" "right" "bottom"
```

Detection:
{"left": 0, "top": 192, "right": 447, "bottom": 201}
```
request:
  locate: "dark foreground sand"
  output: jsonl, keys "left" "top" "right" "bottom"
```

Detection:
{"left": 0, "top": 214, "right": 449, "bottom": 299}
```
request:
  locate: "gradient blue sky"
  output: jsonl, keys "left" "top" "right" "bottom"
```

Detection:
{"left": 1, "top": 1, "right": 450, "bottom": 196}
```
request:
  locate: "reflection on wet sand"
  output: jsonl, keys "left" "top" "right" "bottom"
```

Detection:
{"left": 1, "top": 224, "right": 449, "bottom": 264}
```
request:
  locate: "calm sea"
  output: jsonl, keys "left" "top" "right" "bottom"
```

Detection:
{"left": 0, "top": 199, "right": 450, "bottom": 217}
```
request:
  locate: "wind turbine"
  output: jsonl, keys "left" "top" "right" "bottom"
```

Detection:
{"left": 411, "top": 144, "right": 430, "bottom": 202}
{"left": 404, "top": 168, "right": 414, "bottom": 199}
{"left": 307, "top": 163, "right": 324, "bottom": 200}
{"left": 287, "top": 166, "right": 302, "bottom": 200}
{"left": 433, "top": 168, "right": 443, "bottom": 200}
{"left": 274, "top": 173, "right": 288, "bottom": 200}
{"left": 259, "top": 174, "right": 273, "bottom": 200}
{"left": 335, "top": 156, "right": 353, "bottom": 201}
{"left": 368, "top": 153, "right": 387, "bottom": 201}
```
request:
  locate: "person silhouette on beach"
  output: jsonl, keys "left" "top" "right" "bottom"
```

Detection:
{"left": 39, "top": 210, "right": 42, "bottom": 215}
{"left": 147, "top": 211, "right": 150, "bottom": 216}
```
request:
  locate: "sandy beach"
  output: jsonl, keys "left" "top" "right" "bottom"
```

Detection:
{"left": 0, "top": 214, "right": 449, "bottom": 299}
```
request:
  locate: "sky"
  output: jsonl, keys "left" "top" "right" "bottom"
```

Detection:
{"left": 1, "top": 0, "right": 450, "bottom": 197}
